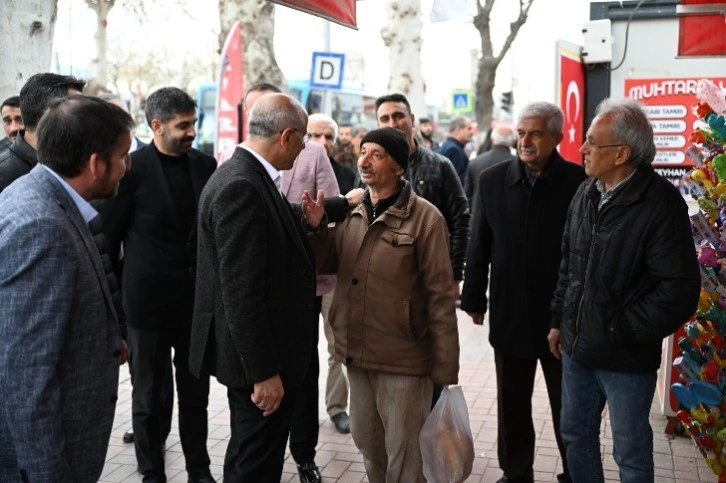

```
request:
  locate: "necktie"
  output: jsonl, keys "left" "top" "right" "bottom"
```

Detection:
{"left": 88, "top": 214, "right": 123, "bottom": 322}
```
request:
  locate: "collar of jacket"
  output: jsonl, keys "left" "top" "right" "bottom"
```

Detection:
{"left": 353, "top": 179, "right": 414, "bottom": 228}
{"left": 9, "top": 131, "right": 39, "bottom": 167}
{"left": 504, "top": 149, "right": 569, "bottom": 188}
{"left": 411, "top": 139, "right": 432, "bottom": 168}
{"left": 584, "top": 164, "right": 655, "bottom": 207}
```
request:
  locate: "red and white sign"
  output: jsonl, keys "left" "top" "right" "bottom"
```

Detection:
{"left": 625, "top": 77, "right": 726, "bottom": 180}
{"left": 556, "top": 41, "right": 585, "bottom": 164}
{"left": 215, "top": 22, "right": 244, "bottom": 164}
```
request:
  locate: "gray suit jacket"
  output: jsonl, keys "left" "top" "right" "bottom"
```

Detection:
{"left": 0, "top": 165, "right": 121, "bottom": 483}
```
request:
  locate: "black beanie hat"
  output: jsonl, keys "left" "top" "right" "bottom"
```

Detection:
{"left": 360, "top": 127, "right": 410, "bottom": 171}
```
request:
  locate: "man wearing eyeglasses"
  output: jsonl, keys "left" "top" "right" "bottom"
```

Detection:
{"left": 461, "top": 101, "right": 586, "bottom": 483}
{"left": 548, "top": 98, "right": 699, "bottom": 483}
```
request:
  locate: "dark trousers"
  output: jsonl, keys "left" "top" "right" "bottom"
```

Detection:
{"left": 494, "top": 349, "right": 568, "bottom": 482}
{"left": 224, "top": 383, "right": 300, "bottom": 482}
{"left": 128, "top": 351, "right": 174, "bottom": 442}
{"left": 128, "top": 325, "right": 211, "bottom": 481}
{"left": 288, "top": 296, "right": 321, "bottom": 464}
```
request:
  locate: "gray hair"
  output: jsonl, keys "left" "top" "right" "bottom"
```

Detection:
{"left": 518, "top": 102, "right": 564, "bottom": 135}
{"left": 594, "top": 98, "right": 655, "bottom": 168}
{"left": 308, "top": 112, "right": 338, "bottom": 138}
{"left": 449, "top": 115, "right": 470, "bottom": 133}
{"left": 491, "top": 126, "right": 516, "bottom": 147}
{"left": 351, "top": 124, "right": 368, "bottom": 137}
{"left": 247, "top": 94, "right": 307, "bottom": 139}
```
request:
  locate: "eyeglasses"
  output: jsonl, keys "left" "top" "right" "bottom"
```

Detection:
{"left": 583, "top": 138, "right": 626, "bottom": 150}
{"left": 281, "top": 128, "right": 310, "bottom": 143}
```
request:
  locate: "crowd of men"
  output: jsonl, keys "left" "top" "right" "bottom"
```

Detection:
{"left": 0, "top": 72, "right": 700, "bottom": 483}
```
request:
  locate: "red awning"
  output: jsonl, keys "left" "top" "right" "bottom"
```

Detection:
{"left": 678, "top": 0, "right": 726, "bottom": 56}
{"left": 269, "top": 0, "right": 357, "bottom": 29}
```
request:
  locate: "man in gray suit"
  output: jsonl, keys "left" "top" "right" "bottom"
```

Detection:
{"left": 0, "top": 95, "right": 133, "bottom": 482}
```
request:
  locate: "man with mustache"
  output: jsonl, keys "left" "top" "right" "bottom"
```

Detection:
{"left": 102, "top": 87, "right": 216, "bottom": 483}
{"left": 0, "top": 96, "right": 24, "bottom": 155}
{"left": 461, "top": 102, "right": 586, "bottom": 483}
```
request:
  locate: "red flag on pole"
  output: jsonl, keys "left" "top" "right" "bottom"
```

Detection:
{"left": 268, "top": 0, "right": 357, "bottom": 29}
{"left": 215, "top": 21, "right": 244, "bottom": 164}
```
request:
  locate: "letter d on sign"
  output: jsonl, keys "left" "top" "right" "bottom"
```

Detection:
{"left": 321, "top": 61, "right": 334, "bottom": 80}
{"left": 310, "top": 52, "right": 346, "bottom": 90}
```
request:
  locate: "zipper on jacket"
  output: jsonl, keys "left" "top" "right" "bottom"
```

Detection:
{"left": 570, "top": 202, "right": 613, "bottom": 354}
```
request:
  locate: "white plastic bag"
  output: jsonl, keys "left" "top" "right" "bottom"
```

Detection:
{"left": 419, "top": 386, "right": 475, "bottom": 483}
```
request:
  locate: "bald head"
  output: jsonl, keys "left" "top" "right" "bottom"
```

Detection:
{"left": 245, "top": 93, "right": 308, "bottom": 171}
{"left": 491, "top": 126, "right": 516, "bottom": 148}
{"left": 247, "top": 93, "right": 307, "bottom": 140}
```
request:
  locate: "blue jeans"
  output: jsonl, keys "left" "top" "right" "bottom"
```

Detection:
{"left": 560, "top": 354, "right": 657, "bottom": 483}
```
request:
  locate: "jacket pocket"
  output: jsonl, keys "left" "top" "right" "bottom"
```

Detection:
{"left": 380, "top": 230, "right": 415, "bottom": 247}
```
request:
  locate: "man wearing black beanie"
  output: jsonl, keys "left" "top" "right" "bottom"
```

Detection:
{"left": 301, "top": 127, "right": 460, "bottom": 483}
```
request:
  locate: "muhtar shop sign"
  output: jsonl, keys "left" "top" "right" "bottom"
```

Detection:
{"left": 625, "top": 77, "right": 726, "bottom": 182}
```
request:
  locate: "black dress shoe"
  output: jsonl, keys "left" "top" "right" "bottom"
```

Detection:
{"left": 331, "top": 411, "right": 350, "bottom": 434}
{"left": 495, "top": 475, "right": 534, "bottom": 483}
{"left": 122, "top": 428, "right": 134, "bottom": 444}
{"left": 188, "top": 475, "right": 216, "bottom": 483}
{"left": 297, "top": 462, "right": 321, "bottom": 483}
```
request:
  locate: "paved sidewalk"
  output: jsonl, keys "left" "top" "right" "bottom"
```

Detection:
{"left": 100, "top": 309, "right": 712, "bottom": 482}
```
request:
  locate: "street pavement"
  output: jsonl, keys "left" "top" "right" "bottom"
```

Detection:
{"left": 100, "top": 308, "right": 713, "bottom": 482}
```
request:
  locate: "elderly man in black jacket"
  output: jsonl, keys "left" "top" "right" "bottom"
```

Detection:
{"left": 548, "top": 98, "right": 699, "bottom": 483}
{"left": 461, "top": 101, "right": 586, "bottom": 483}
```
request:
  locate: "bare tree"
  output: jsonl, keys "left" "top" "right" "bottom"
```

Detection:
{"left": 381, "top": 0, "right": 426, "bottom": 118}
{"left": 218, "top": 0, "right": 286, "bottom": 92}
{"left": 0, "top": 0, "right": 59, "bottom": 102}
{"left": 84, "top": 0, "right": 146, "bottom": 89}
{"left": 474, "top": 0, "right": 534, "bottom": 133}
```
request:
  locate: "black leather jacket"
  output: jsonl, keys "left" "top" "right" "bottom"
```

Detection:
{"left": 551, "top": 166, "right": 699, "bottom": 372}
{"left": 406, "top": 143, "right": 470, "bottom": 281}
{"left": 0, "top": 132, "right": 38, "bottom": 194}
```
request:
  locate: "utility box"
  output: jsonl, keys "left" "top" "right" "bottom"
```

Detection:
{"left": 582, "top": 19, "right": 613, "bottom": 64}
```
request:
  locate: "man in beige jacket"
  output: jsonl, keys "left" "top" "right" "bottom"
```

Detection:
{"left": 302, "top": 127, "right": 460, "bottom": 483}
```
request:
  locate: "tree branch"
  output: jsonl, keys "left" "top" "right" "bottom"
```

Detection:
{"left": 494, "top": 0, "right": 534, "bottom": 66}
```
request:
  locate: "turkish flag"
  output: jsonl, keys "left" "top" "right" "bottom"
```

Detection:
{"left": 558, "top": 45, "right": 585, "bottom": 164}
{"left": 269, "top": 0, "right": 357, "bottom": 29}
{"left": 678, "top": 0, "right": 726, "bottom": 56}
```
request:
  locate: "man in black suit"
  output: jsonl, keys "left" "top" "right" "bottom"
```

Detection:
{"left": 190, "top": 93, "right": 318, "bottom": 482}
{"left": 100, "top": 93, "right": 176, "bottom": 447}
{"left": 103, "top": 87, "right": 216, "bottom": 483}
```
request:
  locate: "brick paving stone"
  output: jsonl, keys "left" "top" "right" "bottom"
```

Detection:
{"left": 98, "top": 309, "right": 714, "bottom": 482}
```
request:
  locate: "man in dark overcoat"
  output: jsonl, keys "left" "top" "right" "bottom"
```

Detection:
{"left": 461, "top": 101, "right": 587, "bottom": 483}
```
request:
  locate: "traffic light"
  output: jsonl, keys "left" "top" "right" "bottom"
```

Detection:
{"left": 501, "top": 91, "right": 513, "bottom": 113}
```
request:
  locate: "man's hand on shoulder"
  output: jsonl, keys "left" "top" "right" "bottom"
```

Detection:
{"left": 345, "top": 187, "right": 364, "bottom": 209}
{"left": 251, "top": 374, "right": 284, "bottom": 417}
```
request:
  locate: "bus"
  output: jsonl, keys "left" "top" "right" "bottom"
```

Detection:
{"left": 193, "top": 80, "right": 378, "bottom": 157}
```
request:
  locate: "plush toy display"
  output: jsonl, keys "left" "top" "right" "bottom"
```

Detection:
{"left": 675, "top": 78, "right": 726, "bottom": 476}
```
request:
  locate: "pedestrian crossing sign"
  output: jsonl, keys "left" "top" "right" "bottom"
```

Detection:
{"left": 451, "top": 89, "right": 472, "bottom": 113}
